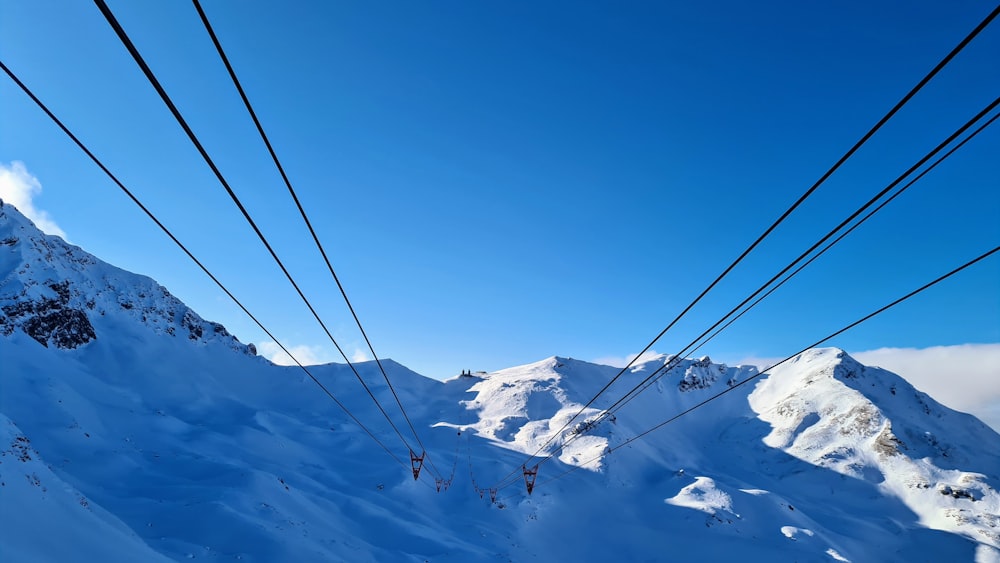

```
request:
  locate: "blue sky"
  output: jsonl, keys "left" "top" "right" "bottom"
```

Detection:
{"left": 1, "top": 1, "right": 998, "bottom": 383}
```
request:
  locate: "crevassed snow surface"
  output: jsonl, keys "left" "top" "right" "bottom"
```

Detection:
{"left": 2, "top": 200, "right": 999, "bottom": 562}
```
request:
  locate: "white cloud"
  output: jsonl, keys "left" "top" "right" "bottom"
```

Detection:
{"left": 257, "top": 341, "right": 372, "bottom": 367}
{"left": 0, "top": 161, "right": 67, "bottom": 239}
{"left": 592, "top": 350, "right": 665, "bottom": 368}
{"left": 852, "top": 344, "right": 1000, "bottom": 432}
{"left": 351, "top": 348, "right": 371, "bottom": 363}
{"left": 256, "top": 341, "right": 332, "bottom": 367}
{"left": 731, "top": 355, "right": 787, "bottom": 370}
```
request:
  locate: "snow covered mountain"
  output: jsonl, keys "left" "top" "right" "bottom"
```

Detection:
{"left": 2, "top": 199, "right": 998, "bottom": 562}
{"left": 0, "top": 200, "right": 253, "bottom": 355}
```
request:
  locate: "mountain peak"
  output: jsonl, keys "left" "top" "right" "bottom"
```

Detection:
{"left": 751, "top": 347, "right": 1000, "bottom": 547}
{"left": 0, "top": 200, "right": 254, "bottom": 355}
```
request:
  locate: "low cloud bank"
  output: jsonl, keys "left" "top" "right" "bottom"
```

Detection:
{"left": 852, "top": 344, "right": 1000, "bottom": 432}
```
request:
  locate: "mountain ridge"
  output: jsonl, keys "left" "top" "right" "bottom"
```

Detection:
{"left": 2, "top": 200, "right": 998, "bottom": 562}
{"left": 0, "top": 199, "right": 254, "bottom": 355}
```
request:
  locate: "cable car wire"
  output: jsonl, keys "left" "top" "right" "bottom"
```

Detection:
{"left": 188, "top": 0, "right": 441, "bottom": 477}
{"left": 491, "top": 7, "right": 1000, "bottom": 488}
{"left": 598, "top": 106, "right": 1000, "bottom": 421}
{"left": 491, "top": 96, "right": 1000, "bottom": 490}
{"left": 576, "top": 97, "right": 1000, "bottom": 433}
{"left": 0, "top": 59, "right": 418, "bottom": 476}
{"left": 505, "top": 244, "right": 1000, "bottom": 492}
{"left": 92, "top": 0, "right": 440, "bottom": 477}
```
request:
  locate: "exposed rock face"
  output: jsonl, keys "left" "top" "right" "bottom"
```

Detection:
{"left": 677, "top": 356, "right": 727, "bottom": 392}
{"left": 1, "top": 281, "right": 96, "bottom": 349}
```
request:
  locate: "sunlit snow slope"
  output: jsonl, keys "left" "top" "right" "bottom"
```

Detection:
{"left": 2, "top": 200, "right": 998, "bottom": 562}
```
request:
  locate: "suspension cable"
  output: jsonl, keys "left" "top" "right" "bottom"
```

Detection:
{"left": 92, "top": 0, "right": 440, "bottom": 476}
{"left": 513, "top": 245, "right": 1000, "bottom": 491}
{"left": 490, "top": 7, "right": 1000, "bottom": 488}
{"left": 600, "top": 107, "right": 1000, "bottom": 421}
{"left": 491, "top": 97, "right": 1000, "bottom": 490}
{"left": 503, "top": 4, "right": 1000, "bottom": 479}
{"left": 189, "top": 0, "right": 441, "bottom": 476}
{"left": 0, "top": 58, "right": 415, "bottom": 474}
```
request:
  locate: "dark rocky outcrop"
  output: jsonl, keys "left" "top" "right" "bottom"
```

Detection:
{"left": 1, "top": 281, "right": 96, "bottom": 349}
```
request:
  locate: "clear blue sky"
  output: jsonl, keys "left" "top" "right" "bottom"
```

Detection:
{"left": 2, "top": 0, "right": 998, "bottom": 378}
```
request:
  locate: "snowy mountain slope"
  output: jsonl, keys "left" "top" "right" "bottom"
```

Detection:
{"left": 453, "top": 355, "right": 758, "bottom": 470}
{"left": 749, "top": 349, "right": 1000, "bottom": 547}
{"left": 443, "top": 353, "right": 1000, "bottom": 561}
{"left": 0, "top": 413, "right": 173, "bottom": 562}
{"left": 2, "top": 199, "right": 999, "bottom": 562}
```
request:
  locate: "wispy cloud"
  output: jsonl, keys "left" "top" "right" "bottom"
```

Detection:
{"left": 256, "top": 341, "right": 333, "bottom": 367}
{"left": 592, "top": 350, "right": 665, "bottom": 368}
{"left": 731, "top": 355, "right": 787, "bottom": 370}
{"left": 257, "top": 340, "right": 372, "bottom": 367}
{"left": 0, "top": 161, "right": 67, "bottom": 239}
{"left": 351, "top": 348, "right": 371, "bottom": 363}
{"left": 852, "top": 344, "right": 1000, "bottom": 432}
